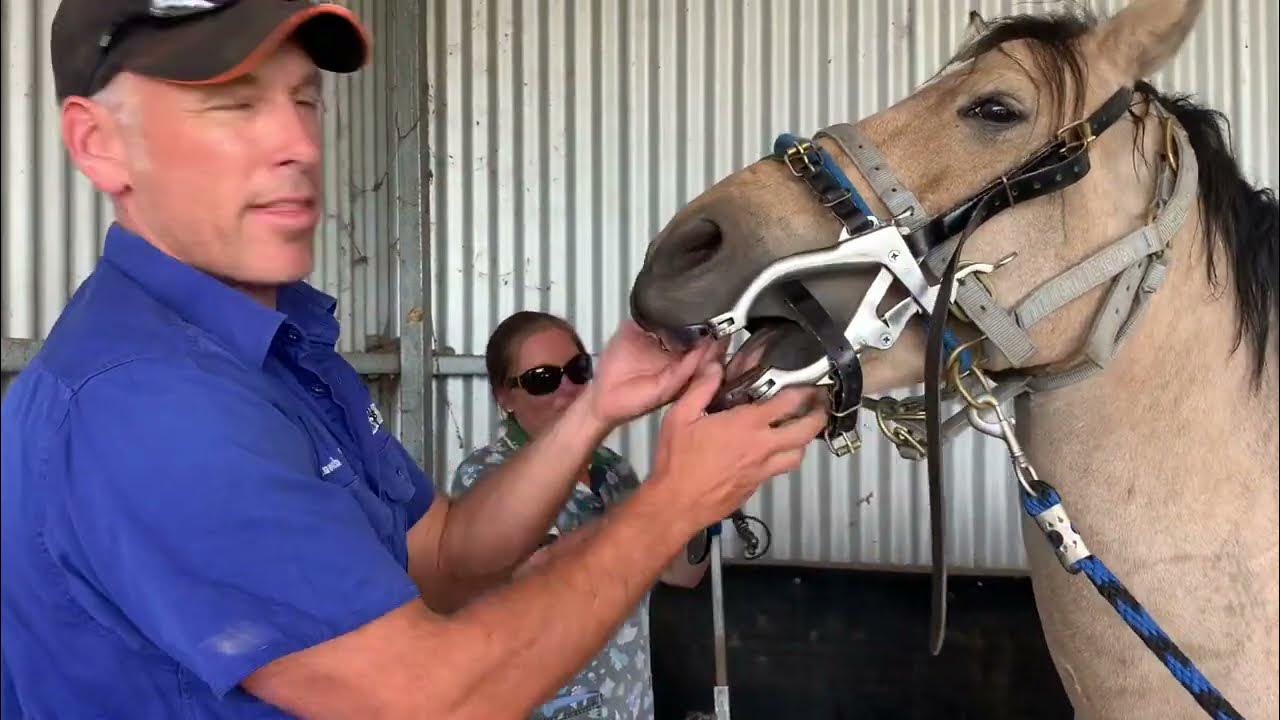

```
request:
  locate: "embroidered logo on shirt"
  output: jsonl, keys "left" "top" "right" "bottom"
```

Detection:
{"left": 366, "top": 403, "right": 384, "bottom": 435}
{"left": 320, "top": 457, "right": 343, "bottom": 476}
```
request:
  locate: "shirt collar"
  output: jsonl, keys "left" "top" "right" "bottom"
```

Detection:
{"left": 278, "top": 282, "right": 341, "bottom": 348}
{"left": 101, "top": 224, "right": 337, "bottom": 367}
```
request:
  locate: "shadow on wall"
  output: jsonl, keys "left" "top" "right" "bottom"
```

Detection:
{"left": 650, "top": 565, "right": 1070, "bottom": 720}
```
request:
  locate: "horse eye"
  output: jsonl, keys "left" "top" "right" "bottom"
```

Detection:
{"left": 965, "top": 98, "right": 1022, "bottom": 124}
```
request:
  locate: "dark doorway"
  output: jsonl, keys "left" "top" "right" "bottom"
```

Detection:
{"left": 649, "top": 565, "right": 1071, "bottom": 720}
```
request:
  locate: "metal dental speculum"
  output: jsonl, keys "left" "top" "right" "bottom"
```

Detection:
{"left": 698, "top": 223, "right": 938, "bottom": 407}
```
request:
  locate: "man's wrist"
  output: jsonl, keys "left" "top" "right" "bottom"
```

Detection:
{"left": 624, "top": 473, "right": 702, "bottom": 550}
{"left": 571, "top": 385, "right": 616, "bottom": 440}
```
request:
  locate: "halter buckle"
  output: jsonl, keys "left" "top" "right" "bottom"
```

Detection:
{"left": 1057, "top": 119, "right": 1096, "bottom": 151}
{"left": 824, "top": 426, "right": 862, "bottom": 457}
{"left": 784, "top": 141, "right": 818, "bottom": 176}
{"left": 1161, "top": 115, "right": 1180, "bottom": 173}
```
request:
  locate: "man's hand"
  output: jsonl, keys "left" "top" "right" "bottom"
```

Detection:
{"left": 647, "top": 354, "right": 827, "bottom": 534}
{"left": 581, "top": 321, "right": 720, "bottom": 429}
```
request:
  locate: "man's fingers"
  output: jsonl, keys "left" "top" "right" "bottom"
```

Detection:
{"left": 749, "top": 386, "right": 823, "bottom": 427}
{"left": 760, "top": 448, "right": 807, "bottom": 480}
{"left": 667, "top": 356, "right": 724, "bottom": 425}
{"left": 771, "top": 405, "right": 828, "bottom": 449}
{"left": 656, "top": 340, "right": 709, "bottom": 393}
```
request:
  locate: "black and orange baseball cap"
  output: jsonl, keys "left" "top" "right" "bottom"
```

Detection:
{"left": 52, "top": 0, "right": 370, "bottom": 100}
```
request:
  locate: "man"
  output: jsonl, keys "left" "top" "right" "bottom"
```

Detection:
{"left": 0, "top": 2, "right": 825, "bottom": 719}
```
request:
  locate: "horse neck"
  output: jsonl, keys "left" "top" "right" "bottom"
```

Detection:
{"left": 1016, "top": 208, "right": 1277, "bottom": 498}
{"left": 1012, "top": 209, "right": 1279, "bottom": 718}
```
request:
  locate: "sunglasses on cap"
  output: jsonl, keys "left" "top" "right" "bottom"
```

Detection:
{"left": 507, "top": 353, "right": 593, "bottom": 396}
{"left": 86, "top": 1, "right": 237, "bottom": 91}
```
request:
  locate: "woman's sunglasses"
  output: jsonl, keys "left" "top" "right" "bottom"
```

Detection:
{"left": 507, "top": 353, "right": 593, "bottom": 396}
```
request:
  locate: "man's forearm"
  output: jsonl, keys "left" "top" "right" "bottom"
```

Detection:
{"left": 245, "top": 478, "right": 694, "bottom": 720}
{"left": 437, "top": 396, "right": 612, "bottom": 580}
{"left": 435, "top": 478, "right": 692, "bottom": 717}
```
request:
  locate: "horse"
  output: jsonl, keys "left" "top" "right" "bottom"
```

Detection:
{"left": 628, "top": 1, "right": 1278, "bottom": 717}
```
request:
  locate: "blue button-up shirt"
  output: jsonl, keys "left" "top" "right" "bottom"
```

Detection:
{"left": 0, "top": 225, "right": 434, "bottom": 718}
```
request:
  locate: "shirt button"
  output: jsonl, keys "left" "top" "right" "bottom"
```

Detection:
{"left": 286, "top": 329, "right": 302, "bottom": 342}
{"left": 310, "top": 384, "right": 327, "bottom": 395}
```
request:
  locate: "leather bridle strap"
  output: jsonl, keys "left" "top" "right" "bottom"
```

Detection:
{"left": 908, "top": 87, "right": 1135, "bottom": 259}
{"left": 772, "top": 133, "right": 877, "bottom": 235}
{"left": 779, "top": 281, "right": 863, "bottom": 444}
{"left": 920, "top": 86, "right": 1135, "bottom": 655}
{"left": 765, "top": 133, "right": 882, "bottom": 444}
{"left": 815, "top": 123, "right": 930, "bottom": 231}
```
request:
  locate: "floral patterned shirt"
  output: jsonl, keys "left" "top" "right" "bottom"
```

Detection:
{"left": 444, "top": 420, "right": 654, "bottom": 720}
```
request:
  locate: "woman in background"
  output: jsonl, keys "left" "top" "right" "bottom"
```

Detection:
{"left": 444, "top": 310, "right": 708, "bottom": 720}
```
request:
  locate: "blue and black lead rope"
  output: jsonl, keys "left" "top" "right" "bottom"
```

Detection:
{"left": 1021, "top": 481, "right": 1245, "bottom": 720}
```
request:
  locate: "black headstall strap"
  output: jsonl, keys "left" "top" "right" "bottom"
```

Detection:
{"left": 906, "top": 87, "right": 1136, "bottom": 261}
{"left": 779, "top": 282, "right": 863, "bottom": 447}
{"left": 921, "top": 85, "right": 1134, "bottom": 655}
{"left": 766, "top": 133, "right": 881, "bottom": 447}
{"left": 772, "top": 133, "right": 877, "bottom": 235}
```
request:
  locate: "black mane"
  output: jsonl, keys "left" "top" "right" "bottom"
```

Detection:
{"left": 1138, "top": 81, "right": 1280, "bottom": 381}
{"left": 953, "top": 9, "right": 1278, "bottom": 381}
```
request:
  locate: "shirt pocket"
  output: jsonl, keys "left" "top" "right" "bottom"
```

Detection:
{"left": 369, "top": 434, "right": 419, "bottom": 506}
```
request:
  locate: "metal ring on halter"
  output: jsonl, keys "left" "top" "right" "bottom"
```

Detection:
{"left": 873, "top": 400, "right": 927, "bottom": 457}
{"left": 944, "top": 335, "right": 989, "bottom": 407}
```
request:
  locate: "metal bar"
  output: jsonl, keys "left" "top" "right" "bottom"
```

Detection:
{"left": 1, "top": 338, "right": 39, "bottom": 373}
{"left": 343, "top": 352, "right": 401, "bottom": 376}
{"left": 1, "top": 338, "right": 400, "bottom": 377}
{"left": 391, "top": 0, "right": 433, "bottom": 473}
{"left": 710, "top": 532, "right": 731, "bottom": 720}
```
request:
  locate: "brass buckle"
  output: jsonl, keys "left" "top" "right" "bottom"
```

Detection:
{"left": 1162, "top": 115, "right": 1180, "bottom": 173}
{"left": 784, "top": 141, "right": 817, "bottom": 176}
{"left": 824, "top": 426, "right": 862, "bottom": 457}
{"left": 1057, "top": 119, "right": 1095, "bottom": 151}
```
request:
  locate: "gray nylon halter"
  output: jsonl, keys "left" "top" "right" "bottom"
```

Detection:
{"left": 817, "top": 99, "right": 1196, "bottom": 436}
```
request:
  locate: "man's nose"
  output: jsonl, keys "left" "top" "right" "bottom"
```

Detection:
{"left": 268, "top": 98, "right": 322, "bottom": 169}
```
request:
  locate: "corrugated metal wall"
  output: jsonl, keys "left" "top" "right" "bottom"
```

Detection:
{"left": 426, "top": 0, "right": 1279, "bottom": 572}
{"left": 1, "top": 0, "right": 407, "bottom": 427}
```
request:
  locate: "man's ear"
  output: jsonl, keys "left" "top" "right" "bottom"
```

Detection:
{"left": 1094, "top": 0, "right": 1203, "bottom": 79}
{"left": 61, "top": 94, "right": 133, "bottom": 195}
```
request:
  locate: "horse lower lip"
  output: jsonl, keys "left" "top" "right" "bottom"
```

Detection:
{"left": 648, "top": 324, "right": 708, "bottom": 353}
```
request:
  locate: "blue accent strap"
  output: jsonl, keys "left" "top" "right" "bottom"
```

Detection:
{"left": 1020, "top": 482, "right": 1243, "bottom": 720}
{"left": 941, "top": 328, "right": 972, "bottom": 373}
{"left": 772, "top": 133, "right": 876, "bottom": 224}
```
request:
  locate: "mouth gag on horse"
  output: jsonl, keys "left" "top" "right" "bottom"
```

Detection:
{"left": 641, "top": 81, "right": 1246, "bottom": 719}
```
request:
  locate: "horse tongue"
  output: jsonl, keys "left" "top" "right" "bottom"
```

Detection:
{"left": 709, "top": 321, "right": 826, "bottom": 412}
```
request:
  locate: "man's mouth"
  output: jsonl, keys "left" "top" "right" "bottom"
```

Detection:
{"left": 248, "top": 197, "right": 319, "bottom": 230}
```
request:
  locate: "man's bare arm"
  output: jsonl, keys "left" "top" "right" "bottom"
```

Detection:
{"left": 246, "top": 479, "right": 689, "bottom": 719}
{"left": 244, "top": 368, "right": 825, "bottom": 719}
{"left": 418, "top": 333, "right": 716, "bottom": 598}
{"left": 433, "top": 396, "right": 609, "bottom": 581}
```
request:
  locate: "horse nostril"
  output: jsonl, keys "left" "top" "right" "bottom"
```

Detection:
{"left": 658, "top": 217, "right": 723, "bottom": 273}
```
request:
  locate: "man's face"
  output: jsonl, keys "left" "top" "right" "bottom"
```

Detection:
{"left": 115, "top": 42, "right": 324, "bottom": 287}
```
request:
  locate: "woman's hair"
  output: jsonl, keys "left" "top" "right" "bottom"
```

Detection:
{"left": 484, "top": 311, "right": 587, "bottom": 396}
